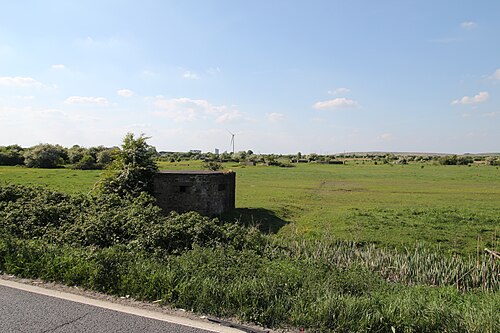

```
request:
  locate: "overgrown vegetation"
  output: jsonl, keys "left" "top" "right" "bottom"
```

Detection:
{"left": 1, "top": 135, "right": 499, "bottom": 332}
{"left": 99, "top": 133, "right": 158, "bottom": 197}
{"left": 0, "top": 183, "right": 498, "bottom": 332}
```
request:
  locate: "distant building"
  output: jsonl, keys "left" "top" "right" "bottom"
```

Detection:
{"left": 153, "top": 170, "right": 236, "bottom": 216}
{"left": 214, "top": 148, "right": 219, "bottom": 155}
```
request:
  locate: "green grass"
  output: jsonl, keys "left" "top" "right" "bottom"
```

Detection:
{"left": 1, "top": 179, "right": 498, "bottom": 332}
{"left": 1, "top": 238, "right": 498, "bottom": 332}
{"left": 1, "top": 162, "right": 499, "bottom": 255}
{"left": 0, "top": 166, "right": 102, "bottom": 194}
{"left": 227, "top": 162, "right": 500, "bottom": 256}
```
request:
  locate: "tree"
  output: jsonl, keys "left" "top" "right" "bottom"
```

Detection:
{"left": 23, "top": 144, "right": 66, "bottom": 168}
{"left": 0, "top": 145, "right": 24, "bottom": 166}
{"left": 96, "top": 148, "right": 116, "bottom": 168}
{"left": 308, "top": 153, "right": 318, "bottom": 162}
{"left": 67, "top": 145, "right": 87, "bottom": 164}
{"left": 99, "top": 133, "right": 159, "bottom": 197}
{"left": 72, "top": 153, "right": 98, "bottom": 170}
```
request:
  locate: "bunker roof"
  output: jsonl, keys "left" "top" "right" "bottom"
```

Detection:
{"left": 157, "top": 170, "right": 233, "bottom": 175}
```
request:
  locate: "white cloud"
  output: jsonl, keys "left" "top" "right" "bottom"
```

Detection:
{"left": 328, "top": 87, "right": 350, "bottom": 95}
{"left": 492, "top": 69, "right": 500, "bottom": 80}
{"left": 141, "top": 70, "right": 159, "bottom": 77}
{"left": 51, "top": 64, "right": 65, "bottom": 69}
{"left": 378, "top": 133, "right": 393, "bottom": 141}
{"left": 461, "top": 21, "right": 477, "bottom": 29}
{"left": 313, "top": 98, "right": 358, "bottom": 110}
{"left": 451, "top": 91, "right": 489, "bottom": 105}
{"left": 207, "top": 67, "right": 221, "bottom": 75}
{"left": 266, "top": 112, "right": 285, "bottom": 122}
{"left": 183, "top": 71, "right": 200, "bottom": 80}
{"left": 0, "top": 76, "right": 42, "bottom": 87}
{"left": 64, "top": 96, "right": 110, "bottom": 105}
{"left": 117, "top": 89, "right": 134, "bottom": 97}
{"left": 13, "top": 95, "right": 35, "bottom": 100}
{"left": 215, "top": 110, "right": 242, "bottom": 123}
{"left": 153, "top": 97, "right": 241, "bottom": 123}
{"left": 482, "top": 112, "right": 499, "bottom": 118}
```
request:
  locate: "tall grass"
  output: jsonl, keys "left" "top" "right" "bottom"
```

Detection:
{"left": 1, "top": 238, "right": 498, "bottom": 332}
{"left": 276, "top": 236, "right": 499, "bottom": 292}
{"left": 1, "top": 183, "right": 499, "bottom": 331}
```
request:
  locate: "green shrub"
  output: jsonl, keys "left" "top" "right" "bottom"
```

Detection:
{"left": 99, "top": 133, "right": 158, "bottom": 197}
{"left": 0, "top": 184, "right": 266, "bottom": 254}
{"left": 23, "top": 144, "right": 67, "bottom": 168}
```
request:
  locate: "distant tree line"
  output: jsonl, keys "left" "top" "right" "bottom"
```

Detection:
{"left": 2, "top": 142, "right": 499, "bottom": 169}
{"left": 0, "top": 144, "right": 120, "bottom": 169}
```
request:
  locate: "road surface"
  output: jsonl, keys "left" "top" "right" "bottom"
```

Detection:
{"left": 0, "top": 279, "right": 243, "bottom": 333}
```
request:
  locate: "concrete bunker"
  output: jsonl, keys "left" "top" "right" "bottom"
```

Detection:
{"left": 153, "top": 170, "right": 235, "bottom": 216}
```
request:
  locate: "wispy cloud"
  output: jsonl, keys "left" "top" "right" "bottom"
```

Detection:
{"left": 451, "top": 91, "right": 489, "bottom": 105}
{"left": 207, "top": 67, "right": 221, "bottom": 75}
{"left": 492, "top": 68, "right": 500, "bottom": 80}
{"left": 378, "top": 133, "right": 393, "bottom": 141}
{"left": 266, "top": 112, "right": 285, "bottom": 122}
{"left": 482, "top": 111, "right": 499, "bottom": 118}
{"left": 117, "top": 89, "right": 134, "bottom": 97}
{"left": 153, "top": 97, "right": 242, "bottom": 123}
{"left": 141, "top": 70, "right": 159, "bottom": 77}
{"left": 183, "top": 71, "right": 200, "bottom": 80}
{"left": 328, "top": 87, "right": 350, "bottom": 95}
{"left": 215, "top": 110, "right": 242, "bottom": 123}
{"left": 64, "top": 96, "right": 110, "bottom": 105}
{"left": 74, "top": 36, "right": 122, "bottom": 48}
{"left": 313, "top": 98, "right": 358, "bottom": 110}
{"left": 0, "top": 76, "right": 42, "bottom": 87}
{"left": 461, "top": 21, "right": 477, "bottom": 30}
{"left": 51, "top": 64, "right": 65, "bottom": 69}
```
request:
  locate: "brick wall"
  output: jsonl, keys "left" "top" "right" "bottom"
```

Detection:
{"left": 153, "top": 171, "right": 235, "bottom": 216}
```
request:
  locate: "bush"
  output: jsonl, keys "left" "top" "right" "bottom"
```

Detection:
{"left": 72, "top": 153, "right": 98, "bottom": 170}
{"left": 23, "top": 144, "right": 67, "bottom": 168}
{"left": 100, "top": 133, "right": 158, "bottom": 197}
{"left": 202, "top": 161, "right": 223, "bottom": 171}
{"left": 137, "top": 211, "right": 266, "bottom": 255}
{"left": 0, "top": 184, "right": 265, "bottom": 254}
{"left": 0, "top": 145, "right": 24, "bottom": 166}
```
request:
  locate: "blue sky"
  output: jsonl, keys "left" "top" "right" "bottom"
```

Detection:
{"left": 1, "top": 1, "right": 499, "bottom": 154}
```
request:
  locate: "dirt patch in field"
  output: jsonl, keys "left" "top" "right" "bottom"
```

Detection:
{"left": 318, "top": 181, "right": 364, "bottom": 192}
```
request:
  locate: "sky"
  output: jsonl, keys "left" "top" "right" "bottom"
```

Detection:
{"left": 1, "top": 1, "right": 499, "bottom": 154}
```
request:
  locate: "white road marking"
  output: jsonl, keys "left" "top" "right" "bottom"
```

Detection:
{"left": 0, "top": 278, "right": 243, "bottom": 333}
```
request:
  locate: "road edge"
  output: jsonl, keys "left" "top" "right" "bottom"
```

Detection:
{"left": 0, "top": 278, "right": 244, "bottom": 333}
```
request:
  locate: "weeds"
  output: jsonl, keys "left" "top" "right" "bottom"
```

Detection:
{"left": 0, "top": 184, "right": 499, "bottom": 332}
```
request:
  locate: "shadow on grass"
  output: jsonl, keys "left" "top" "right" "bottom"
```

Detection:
{"left": 221, "top": 208, "right": 288, "bottom": 234}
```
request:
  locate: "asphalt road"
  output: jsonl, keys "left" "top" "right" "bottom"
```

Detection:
{"left": 0, "top": 282, "right": 239, "bottom": 333}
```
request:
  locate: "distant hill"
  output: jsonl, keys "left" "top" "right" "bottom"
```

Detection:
{"left": 334, "top": 151, "right": 500, "bottom": 156}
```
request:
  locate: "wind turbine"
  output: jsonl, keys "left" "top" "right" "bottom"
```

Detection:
{"left": 227, "top": 130, "right": 235, "bottom": 154}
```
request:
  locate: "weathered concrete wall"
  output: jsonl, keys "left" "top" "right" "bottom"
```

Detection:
{"left": 153, "top": 171, "right": 235, "bottom": 216}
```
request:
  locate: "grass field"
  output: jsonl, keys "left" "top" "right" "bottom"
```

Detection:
{"left": 0, "top": 166, "right": 102, "bottom": 194}
{"left": 1, "top": 162, "right": 499, "bottom": 256}
{"left": 1, "top": 162, "right": 499, "bottom": 331}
